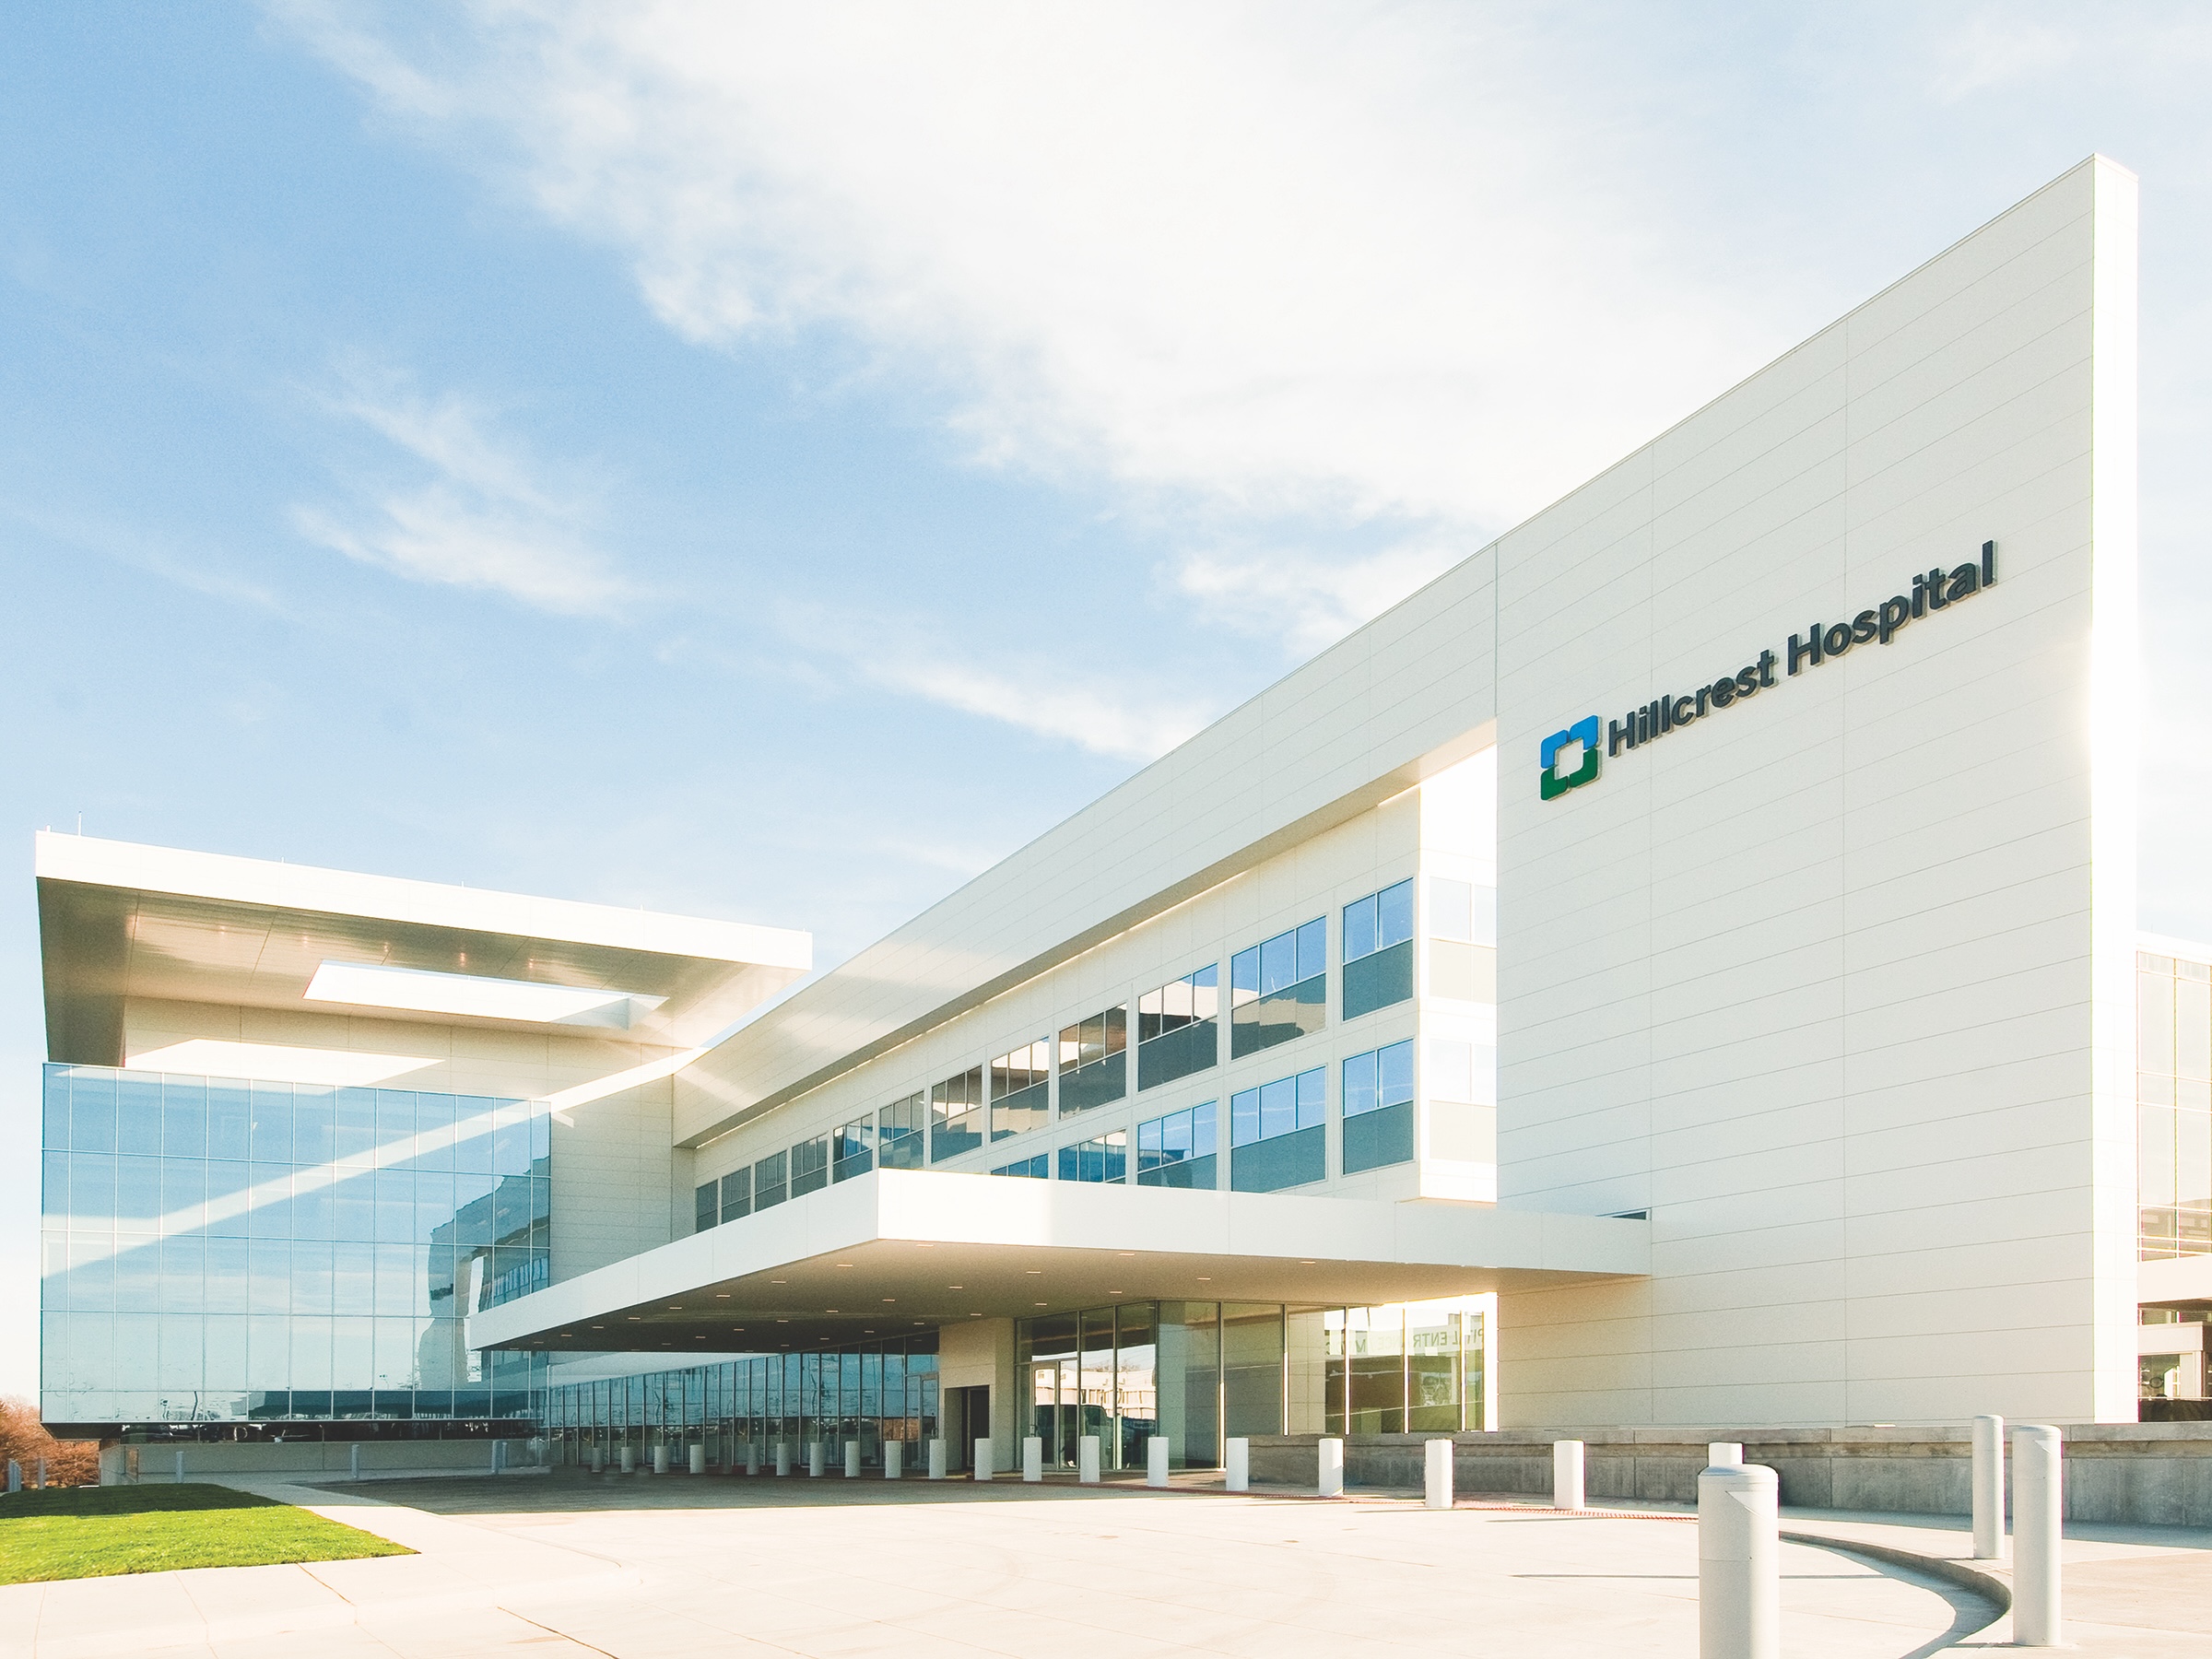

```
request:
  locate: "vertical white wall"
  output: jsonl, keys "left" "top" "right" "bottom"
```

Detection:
{"left": 1495, "top": 158, "right": 2139, "bottom": 1426}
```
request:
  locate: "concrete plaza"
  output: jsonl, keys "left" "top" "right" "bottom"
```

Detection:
{"left": 5, "top": 1469, "right": 2202, "bottom": 1658}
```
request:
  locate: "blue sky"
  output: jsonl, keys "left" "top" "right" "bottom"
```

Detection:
{"left": 6, "top": 3, "right": 2210, "bottom": 1397}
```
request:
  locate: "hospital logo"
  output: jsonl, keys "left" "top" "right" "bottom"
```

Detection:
{"left": 1539, "top": 717, "right": 1601, "bottom": 801}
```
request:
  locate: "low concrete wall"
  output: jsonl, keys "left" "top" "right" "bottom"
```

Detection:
{"left": 97, "top": 1438, "right": 539, "bottom": 1485}
{"left": 1247, "top": 1425, "right": 2212, "bottom": 1528}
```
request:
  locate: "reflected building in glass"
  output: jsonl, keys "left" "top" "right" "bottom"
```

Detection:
{"left": 34, "top": 834, "right": 812, "bottom": 1443}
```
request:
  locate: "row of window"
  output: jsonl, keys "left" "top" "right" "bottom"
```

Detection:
{"left": 696, "top": 878, "right": 1497, "bottom": 1233}
{"left": 984, "top": 1039, "right": 1422, "bottom": 1194}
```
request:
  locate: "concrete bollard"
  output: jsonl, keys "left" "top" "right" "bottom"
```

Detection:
{"left": 775, "top": 1441, "right": 792, "bottom": 1477}
{"left": 1708, "top": 1442, "right": 1743, "bottom": 1469}
{"left": 1147, "top": 1436, "right": 1171, "bottom": 1488}
{"left": 1552, "top": 1439, "right": 1584, "bottom": 1511}
{"left": 845, "top": 1440, "right": 862, "bottom": 1478}
{"left": 1699, "top": 1461, "right": 1780, "bottom": 1659}
{"left": 620, "top": 1444, "right": 636, "bottom": 1474}
{"left": 590, "top": 1446, "right": 604, "bottom": 1473}
{"left": 974, "top": 1437, "right": 994, "bottom": 1480}
{"left": 1425, "top": 1439, "right": 1453, "bottom": 1510}
{"left": 175, "top": 1450, "right": 187, "bottom": 1483}
{"left": 6, "top": 1461, "right": 18, "bottom": 1494}
{"left": 744, "top": 1442, "right": 759, "bottom": 1476}
{"left": 929, "top": 1438, "right": 947, "bottom": 1480}
{"left": 1023, "top": 1435, "right": 1044, "bottom": 1483}
{"left": 35, "top": 1456, "right": 47, "bottom": 1490}
{"left": 1078, "top": 1435, "right": 1100, "bottom": 1485}
{"left": 349, "top": 1443, "right": 361, "bottom": 1483}
{"left": 2012, "top": 1425, "right": 2063, "bottom": 1647}
{"left": 651, "top": 1443, "right": 668, "bottom": 1476}
{"left": 886, "top": 1441, "right": 904, "bottom": 1479}
{"left": 1971, "top": 1414, "right": 2006, "bottom": 1561}
{"left": 1318, "top": 1436, "right": 1345, "bottom": 1498}
{"left": 808, "top": 1442, "right": 825, "bottom": 1478}
{"left": 1225, "top": 1437, "right": 1248, "bottom": 1493}
{"left": 689, "top": 1443, "right": 707, "bottom": 1477}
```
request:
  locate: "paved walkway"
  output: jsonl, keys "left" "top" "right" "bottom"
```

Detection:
{"left": 0, "top": 1470, "right": 2198, "bottom": 1656}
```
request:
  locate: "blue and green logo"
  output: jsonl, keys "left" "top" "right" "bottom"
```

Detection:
{"left": 1539, "top": 716, "right": 1601, "bottom": 801}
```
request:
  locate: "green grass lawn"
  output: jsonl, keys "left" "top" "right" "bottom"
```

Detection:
{"left": 0, "top": 1483, "right": 413, "bottom": 1584}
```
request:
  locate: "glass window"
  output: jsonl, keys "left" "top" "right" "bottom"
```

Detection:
{"left": 930, "top": 1067, "right": 984, "bottom": 1163}
{"left": 990, "top": 1041, "right": 1052, "bottom": 1140}
{"left": 991, "top": 1154, "right": 1049, "bottom": 1179}
{"left": 1057, "top": 1008, "right": 1128, "bottom": 1115}
{"left": 1343, "top": 1039, "right": 1416, "bottom": 1175}
{"left": 1229, "top": 920, "right": 1326, "bottom": 1059}
{"left": 1428, "top": 876, "right": 1497, "bottom": 946}
{"left": 1136, "top": 965, "right": 1219, "bottom": 1090}
{"left": 1136, "top": 1102, "right": 1218, "bottom": 1190}
{"left": 1344, "top": 879, "right": 1414, "bottom": 962}
{"left": 1229, "top": 1068, "right": 1326, "bottom": 1193}
{"left": 879, "top": 1092, "right": 926, "bottom": 1170}
{"left": 832, "top": 1117, "right": 874, "bottom": 1182}
{"left": 1057, "top": 1132, "right": 1127, "bottom": 1183}
{"left": 753, "top": 1148, "right": 789, "bottom": 1210}
{"left": 790, "top": 1135, "right": 830, "bottom": 1198}
{"left": 721, "top": 1167, "right": 751, "bottom": 1223}
{"left": 1343, "top": 881, "right": 1415, "bottom": 1019}
{"left": 695, "top": 1182, "right": 718, "bottom": 1233}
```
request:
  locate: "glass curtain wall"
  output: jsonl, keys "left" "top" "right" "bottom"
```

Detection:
{"left": 40, "top": 1063, "right": 549, "bottom": 1432}
{"left": 1312, "top": 1299, "right": 1490, "bottom": 1435}
{"left": 543, "top": 1332, "right": 940, "bottom": 1469}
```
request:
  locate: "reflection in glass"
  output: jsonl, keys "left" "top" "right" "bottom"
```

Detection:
{"left": 38, "top": 1063, "right": 548, "bottom": 1430}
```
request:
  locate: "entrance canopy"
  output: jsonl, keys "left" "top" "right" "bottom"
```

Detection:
{"left": 469, "top": 1170, "right": 1649, "bottom": 1355}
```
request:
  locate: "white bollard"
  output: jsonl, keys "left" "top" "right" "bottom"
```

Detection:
{"left": 1147, "top": 1436, "right": 1171, "bottom": 1488}
{"left": 1225, "top": 1437, "right": 1248, "bottom": 1493}
{"left": 1078, "top": 1435, "right": 1100, "bottom": 1485}
{"left": 1425, "top": 1439, "right": 1453, "bottom": 1510}
{"left": 2012, "top": 1425, "right": 2063, "bottom": 1647}
{"left": 1023, "top": 1435, "right": 1044, "bottom": 1483}
{"left": 35, "top": 1456, "right": 47, "bottom": 1490}
{"left": 349, "top": 1443, "right": 361, "bottom": 1482}
{"left": 974, "top": 1437, "right": 994, "bottom": 1480}
{"left": 886, "top": 1441, "right": 904, "bottom": 1479}
{"left": 1971, "top": 1414, "right": 2006, "bottom": 1561}
{"left": 808, "top": 1442, "right": 825, "bottom": 1478}
{"left": 689, "top": 1443, "right": 707, "bottom": 1477}
{"left": 775, "top": 1441, "right": 792, "bottom": 1477}
{"left": 620, "top": 1444, "right": 636, "bottom": 1474}
{"left": 590, "top": 1446, "right": 605, "bottom": 1473}
{"left": 651, "top": 1443, "right": 668, "bottom": 1476}
{"left": 1708, "top": 1442, "right": 1743, "bottom": 1469}
{"left": 5, "top": 1461, "right": 18, "bottom": 1494}
{"left": 743, "top": 1442, "right": 758, "bottom": 1475}
{"left": 1552, "top": 1440, "right": 1584, "bottom": 1511}
{"left": 1699, "top": 1461, "right": 1780, "bottom": 1659}
{"left": 845, "top": 1440, "right": 862, "bottom": 1478}
{"left": 1317, "top": 1436, "right": 1344, "bottom": 1498}
{"left": 929, "top": 1438, "right": 948, "bottom": 1480}
{"left": 175, "top": 1450, "right": 187, "bottom": 1483}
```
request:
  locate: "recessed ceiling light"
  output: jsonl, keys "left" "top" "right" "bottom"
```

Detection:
{"left": 771, "top": 1279, "right": 786, "bottom": 1285}
{"left": 881, "top": 1298, "right": 896, "bottom": 1304}
{"left": 1109, "top": 1290, "right": 1124, "bottom": 1296}
{"left": 826, "top": 1309, "right": 839, "bottom": 1313}
{"left": 714, "top": 1293, "right": 731, "bottom": 1300}
{"left": 668, "top": 1305, "right": 683, "bottom": 1310}
{"left": 1196, "top": 1276, "right": 1211, "bottom": 1281}
{"left": 970, "top": 1312, "right": 982, "bottom": 1318}
{"left": 1117, "top": 1252, "right": 1135, "bottom": 1258}
{"left": 948, "top": 1285, "right": 963, "bottom": 1290}
{"left": 590, "top": 1325, "right": 604, "bottom": 1330}
{"left": 836, "top": 1263, "right": 854, "bottom": 1268}
{"left": 1025, "top": 1270, "right": 1041, "bottom": 1276}
{"left": 1034, "top": 1301, "right": 1048, "bottom": 1307}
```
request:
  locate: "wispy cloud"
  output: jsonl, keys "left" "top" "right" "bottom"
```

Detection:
{"left": 1172, "top": 537, "right": 1467, "bottom": 655}
{"left": 275, "top": 2, "right": 1790, "bottom": 545}
{"left": 779, "top": 599, "right": 1211, "bottom": 762}
{"left": 292, "top": 363, "right": 628, "bottom": 615}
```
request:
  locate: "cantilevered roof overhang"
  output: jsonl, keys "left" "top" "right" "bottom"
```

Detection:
{"left": 468, "top": 1170, "right": 1650, "bottom": 1356}
{"left": 36, "top": 832, "right": 812, "bottom": 1063}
